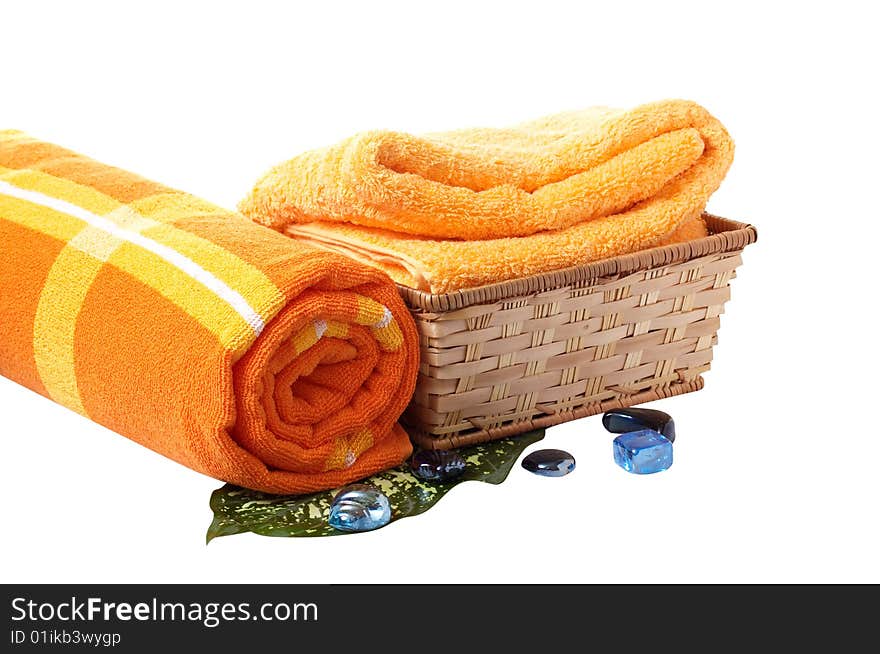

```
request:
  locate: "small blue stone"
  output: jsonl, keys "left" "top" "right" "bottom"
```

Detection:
{"left": 613, "top": 429, "right": 673, "bottom": 474}
{"left": 410, "top": 449, "right": 467, "bottom": 482}
{"left": 522, "top": 449, "right": 576, "bottom": 477}
{"left": 328, "top": 484, "right": 391, "bottom": 532}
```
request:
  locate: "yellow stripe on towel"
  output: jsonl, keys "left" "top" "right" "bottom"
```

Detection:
{"left": 0, "top": 167, "right": 287, "bottom": 351}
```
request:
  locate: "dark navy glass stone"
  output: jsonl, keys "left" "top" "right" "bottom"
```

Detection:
{"left": 410, "top": 449, "right": 467, "bottom": 482}
{"left": 602, "top": 408, "right": 675, "bottom": 442}
{"left": 521, "top": 449, "right": 576, "bottom": 477}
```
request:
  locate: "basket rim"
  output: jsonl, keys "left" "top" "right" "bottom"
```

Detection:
{"left": 397, "top": 213, "right": 757, "bottom": 312}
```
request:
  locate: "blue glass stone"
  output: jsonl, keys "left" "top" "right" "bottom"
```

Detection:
{"left": 410, "top": 449, "right": 466, "bottom": 482}
{"left": 602, "top": 408, "right": 675, "bottom": 442}
{"left": 328, "top": 484, "right": 391, "bottom": 532}
{"left": 521, "top": 449, "right": 576, "bottom": 477}
{"left": 613, "top": 429, "right": 673, "bottom": 474}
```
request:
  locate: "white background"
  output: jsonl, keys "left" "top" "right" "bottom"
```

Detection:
{"left": 2, "top": 1, "right": 877, "bottom": 583}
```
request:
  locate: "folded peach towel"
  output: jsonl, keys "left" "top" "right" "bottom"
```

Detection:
{"left": 0, "top": 132, "right": 418, "bottom": 494}
{"left": 240, "top": 100, "right": 734, "bottom": 293}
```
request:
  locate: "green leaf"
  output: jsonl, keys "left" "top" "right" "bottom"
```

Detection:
{"left": 207, "top": 429, "right": 545, "bottom": 541}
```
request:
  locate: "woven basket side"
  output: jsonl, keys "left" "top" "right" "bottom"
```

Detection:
{"left": 407, "top": 378, "right": 704, "bottom": 450}
{"left": 403, "top": 246, "right": 746, "bottom": 448}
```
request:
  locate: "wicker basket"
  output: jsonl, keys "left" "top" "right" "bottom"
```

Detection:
{"left": 398, "top": 213, "right": 757, "bottom": 450}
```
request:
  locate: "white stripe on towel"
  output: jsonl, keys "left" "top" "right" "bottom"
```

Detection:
{"left": 373, "top": 306, "right": 393, "bottom": 329}
{"left": 0, "top": 180, "right": 266, "bottom": 334}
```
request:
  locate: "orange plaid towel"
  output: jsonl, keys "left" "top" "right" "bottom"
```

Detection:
{"left": 0, "top": 131, "right": 418, "bottom": 494}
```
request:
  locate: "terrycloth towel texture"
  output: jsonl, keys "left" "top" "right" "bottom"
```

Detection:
{"left": 0, "top": 132, "right": 419, "bottom": 494}
{"left": 240, "top": 100, "right": 734, "bottom": 292}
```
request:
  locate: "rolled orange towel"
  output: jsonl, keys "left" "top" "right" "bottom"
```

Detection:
{"left": 0, "top": 131, "right": 418, "bottom": 494}
{"left": 240, "top": 99, "right": 733, "bottom": 292}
